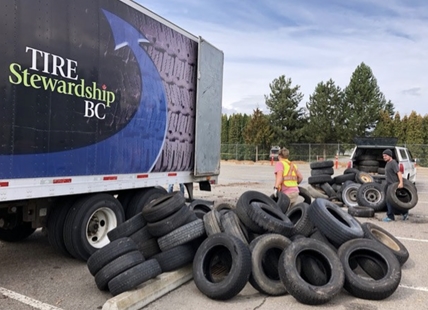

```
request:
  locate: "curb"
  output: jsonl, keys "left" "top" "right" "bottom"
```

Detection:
{"left": 102, "top": 265, "right": 193, "bottom": 310}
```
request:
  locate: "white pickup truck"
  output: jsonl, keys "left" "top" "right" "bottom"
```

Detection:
{"left": 347, "top": 137, "right": 417, "bottom": 184}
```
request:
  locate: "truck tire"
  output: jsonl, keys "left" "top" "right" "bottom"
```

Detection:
{"left": 310, "top": 161, "right": 334, "bottom": 169}
{"left": 333, "top": 173, "right": 356, "bottom": 185}
{"left": 355, "top": 171, "right": 374, "bottom": 184}
{"left": 188, "top": 199, "right": 213, "bottom": 217}
{"left": 270, "top": 192, "right": 290, "bottom": 213}
{"left": 310, "top": 168, "right": 334, "bottom": 176}
{"left": 141, "top": 192, "right": 185, "bottom": 223}
{"left": 87, "top": 237, "right": 138, "bottom": 276}
{"left": 278, "top": 238, "right": 344, "bottom": 305}
{"left": 386, "top": 180, "right": 418, "bottom": 212}
{"left": 347, "top": 206, "right": 375, "bottom": 218}
{"left": 356, "top": 182, "right": 386, "bottom": 211}
{"left": 338, "top": 238, "right": 401, "bottom": 300}
{"left": 308, "top": 198, "right": 364, "bottom": 247}
{"left": 107, "top": 212, "right": 146, "bottom": 242}
{"left": 152, "top": 243, "right": 196, "bottom": 272}
{"left": 63, "top": 194, "right": 125, "bottom": 261}
{"left": 307, "top": 185, "right": 328, "bottom": 199}
{"left": 249, "top": 234, "right": 291, "bottom": 296}
{"left": 308, "top": 175, "right": 333, "bottom": 185}
{"left": 146, "top": 205, "right": 192, "bottom": 237}
{"left": 220, "top": 210, "right": 249, "bottom": 245}
{"left": 126, "top": 187, "right": 168, "bottom": 219}
{"left": 46, "top": 197, "right": 77, "bottom": 256}
{"left": 94, "top": 250, "right": 145, "bottom": 291}
{"left": 247, "top": 201, "right": 294, "bottom": 237}
{"left": 298, "top": 186, "right": 312, "bottom": 204}
{"left": 203, "top": 210, "right": 222, "bottom": 236}
{"left": 192, "top": 233, "right": 251, "bottom": 300}
{"left": 358, "top": 165, "right": 378, "bottom": 173}
{"left": 108, "top": 259, "right": 162, "bottom": 296}
{"left": 286, "top": 202, "right": 314, "bottom": 237}
{"left": 157, "top": 219, "right": 206, "bottom": 251}
{"left": 320, "top": 182, "right": 337, "bottom": 198}
{"left": 362, "top": 222, "right": 409, "bottom": 266}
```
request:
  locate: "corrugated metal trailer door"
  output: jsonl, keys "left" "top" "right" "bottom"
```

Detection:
{"left": 194, "top": 38, "right": 224, "bottom": 176}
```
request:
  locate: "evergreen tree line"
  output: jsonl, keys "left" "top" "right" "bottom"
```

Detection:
{"left": 221, "top": 62, "right": 428, "bottom": 165}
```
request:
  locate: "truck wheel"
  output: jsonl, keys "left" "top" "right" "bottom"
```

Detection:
{"left": 46, "top": 197, "right": 78, "bottom": 256}
{"left": 341, "top": 182, "right": 361, "bottom": 208}
{"left": 63, "top": 194, "right": 125, "bottom": 261}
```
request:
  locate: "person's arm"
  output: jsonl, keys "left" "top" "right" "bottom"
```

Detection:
{"left": 397, "top": 171, "right": 404, "bottom": 188}
{"left": 296, "top": 169, "right": 303, "bottom": 184}
{"left": 275, "top": 170, "right": 283, "bottom": 190}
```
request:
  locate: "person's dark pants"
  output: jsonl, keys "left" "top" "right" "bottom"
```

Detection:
{"left": 385, "top": 184, "right": 406, "bottom": 220}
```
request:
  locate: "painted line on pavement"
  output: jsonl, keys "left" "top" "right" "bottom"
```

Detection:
{"left": 400, "top": 284, "right": 428, "bottom": 292}
{"left": 397, "top": 237, "right": 428, "bottom": 243}
{"left": 0, "top": 287, "right": 63, "bottom": 310}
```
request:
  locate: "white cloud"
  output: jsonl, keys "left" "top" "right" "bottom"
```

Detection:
{"left": 136, "top": 0, "right": 428, "bottom": 116}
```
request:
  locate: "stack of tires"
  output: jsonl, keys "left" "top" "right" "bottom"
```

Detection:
{"left": 86, "top": 192, "right": 209, "bottom": 296}
{"left": 192, "top": 196, "right": 408, "bottom": 305}
{"left": 306, "top": 161, "right": 418, "bottom": 218}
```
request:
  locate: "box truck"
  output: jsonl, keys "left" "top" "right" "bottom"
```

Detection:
{"left": 0, "top": 0, "right": 223, "bottom": 260}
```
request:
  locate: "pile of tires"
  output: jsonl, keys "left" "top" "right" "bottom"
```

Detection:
{"left": 306, "top": 161, "right": 418, "bottom": 218}
{"left": 86, "top": 192, "right": 209, "bottom": 296}
{"left": 193, "top": 196, "right": 408, "bottom": 305}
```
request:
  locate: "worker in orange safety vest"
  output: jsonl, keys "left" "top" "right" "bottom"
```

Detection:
{"left": 273, "top": 147, "right": 303, "bottom": 208}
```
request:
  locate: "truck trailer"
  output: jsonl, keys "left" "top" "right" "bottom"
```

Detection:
{"left": 0, "top": 0, "right": 223, "bottom": 260}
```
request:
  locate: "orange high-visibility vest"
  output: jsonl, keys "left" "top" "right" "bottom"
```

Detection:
{"left": 280, "top": 159, "right": 298, "bottom": 188}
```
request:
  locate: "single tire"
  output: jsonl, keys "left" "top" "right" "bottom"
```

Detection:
{"left": 377, "top": 167, "right": 386, "bottom": 175}
{"left": 126, "top": 187, "right": 168, "bottom": 219}
{"left": 344, "top": 168, "right": 359, "bottom": 174}
{"left": 310, "top": 167, "right": 334, "bottom": 176}
{"left": 333, "top": 173, "right": 356, "bottom": 185}
{"left": 46, "top": 197, "right": 77, "bottom": 256}
{"left": 152, "top": 243, "right": 196, "bottom": 272}
{"left": 249, "top": 234, "right": 291, "bottom": 296}
{"left": 157, "top": 219, "right": 206, "bottom": 251}
{"left": 108, "top": 259, "right": 162, "bottom": 296}
{"left": 308, "top": 198, "right": 364, "bottom": 246}
{"left": 300, "top": 253, "right": 329, "bottom": 286}
{"left": 359, "top": 160, "right": 379, "bottom": 167}
{"left": 137, "top": 238, "right": 161, "bottom": 258}
{"left": 386, "top": 179, "right": 418, "bottom": 212}
{"left": 247, "top": 201, "right": 294, "bottom": 237}
{"left": 347, "top": 206, "right": 375, "bottom": 218}
{"left": 308, "top": 175, "right": 333, "bottom": 185}
{"left": 356, "top": 182, "right": 386, "bottom": 211}
{"left": 188, "top": 199, "right": 213, "bottom": 215}
{"left": 203, "top": 209, "right": 223, "bottom": 236}
{"left": 310, "top": 160, "right": 334, "bottom": 169}
{"left": 117, "top": 190, "right": 135, "bottom": 214}
{"left": 286, "top": 202, "right": 314, "bottom": 237}
{"left": 358, "top": 165, "right": 379, "bottom": 173}
{"left": 338, "top": 238, "right": 401, "bottom": 300}
{"left": 142, "top": 192, "right": 185, "bottom": 223}
{"left": 270, "top": 191, "right": 290, "bottom": 214}
{"left": 63, "top": 194, "right": 125, "bottom": 261}
{"left": 320, "top": 182, "right": 337, "bottom": 198}
{"left": 355, "top": 171, "right": 374, "bottom": 184}
{"left": 362, "top": 222, "right": 409, "bottom": 266}
{"left": 355, "top": 254, "right": 388, "bottom": 280}
{"left": 94, "top": 250, "right": 144, "bottom": 291}
{"left": 341, "top": 182, "right": 361, "bottom": 208}
{"left": 87, "top": 237, "right": 138, "bottom": 276}
{"left": 298, "top": 186, "right": 312, "bottom": 204}
{"left": 307, "top": 185, "right": 328, "bottom": 199}
{"left": 220, "top": 210, "right": 249, "bottom": 245}
{"left": 192, "top": 233, "right": 252, "bottom": 300}
{"left": 146, "top": 205, "right": 192, "bottom": 237}
{"left": 235, "top": 191, "right": 277, "bottom": 234}
{"left": 278, "top": 238, "right": 344, "bottom": 305}
{"left": 107, "top": 213, "right": 146, "bottom": 242}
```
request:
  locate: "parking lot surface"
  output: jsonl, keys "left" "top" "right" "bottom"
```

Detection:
{"left": 1, "top": 161, "right": 428, "bottom": 310}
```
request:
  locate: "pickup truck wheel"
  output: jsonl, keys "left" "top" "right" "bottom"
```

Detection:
{"left": 64, "top": 194, "right": 125, "bottom": 261}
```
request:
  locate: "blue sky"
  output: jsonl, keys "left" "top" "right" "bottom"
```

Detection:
{"left": 135, "top": 0, "right": 428, "bottom": 116}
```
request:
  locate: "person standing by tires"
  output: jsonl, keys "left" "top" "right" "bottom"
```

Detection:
{"left": 382, "top": 149, "right": 407, "bottom": 222}
{"left": 274, "top": 148, "right": 303, "bottom": 208}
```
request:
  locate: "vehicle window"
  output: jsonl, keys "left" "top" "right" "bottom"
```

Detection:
{"left": 399, "top": 149, "right": 408, "bottom": 160}
{"left": 407, "top": 150, "right": 414, "bottom": 160}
